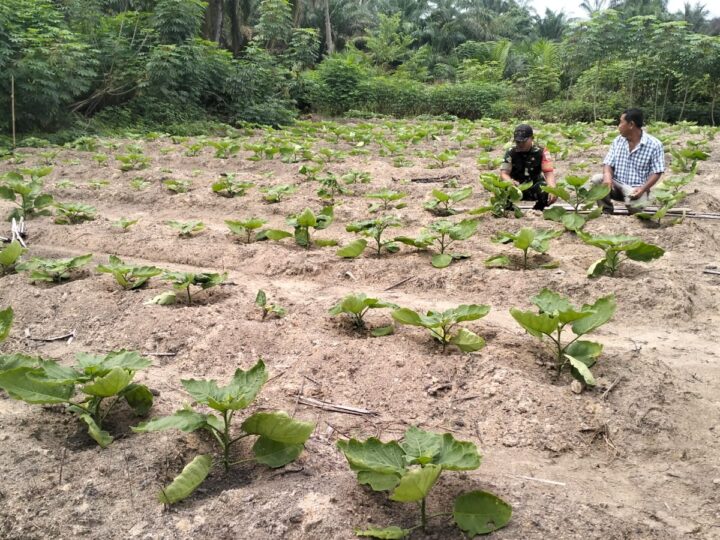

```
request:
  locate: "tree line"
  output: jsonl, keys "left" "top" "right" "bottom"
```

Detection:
{"left": 1, "top": 0, "right": 719, "bottom": 134}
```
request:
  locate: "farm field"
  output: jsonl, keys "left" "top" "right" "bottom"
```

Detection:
{"left": 1, "top": 118, "right": 719, "bottom": 539}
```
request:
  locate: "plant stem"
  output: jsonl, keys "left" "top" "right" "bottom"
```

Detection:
{"left": 420, "top": 498, "right": 428, "bottom": 531}
{"left": 186, "top": 286, "right": 192, "bottom": 305}
{"left": 222, "top": 410, "right": 231, "bottom": 471}
{"left": 523, "top": 248, "right": 528, "bottom": 270}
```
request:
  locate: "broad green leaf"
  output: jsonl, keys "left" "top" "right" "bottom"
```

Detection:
{"left": 371, "top": 325, "right": 394, "bottom": 337}
{"left": 453, "top": 490, "right": 512, "bottom": 535}
{"left": 431, "top": 253, "right": 453, "bottom": 268}
{"left": 80, "top": 414, "right": 114, "bottom": 448}
{"left": 146, "top": 291, "right": 177, "bottom": 305}
{"left": 181, "top": 378, "right": 223, "bottom": 405}
{"left": 566, "top": 355, "right": 597, "bottom": 386}
{"left": 251, "top": 436, "right": 304, "bottom": 468}
{"left": 0, "top": 353, "right": 41, "bottom": 371}
{"left": 561, "top": 213, "right": 586, "bottom": 231}
{"left": 391, "top": 308, "right": 423, "bottom": 327}
{"left": 241, "top": 411, "right": 314, "bottom": 444}
{"left": 0, "top": 241, "right": 24, "bottom": 267}
{"left": 587, "top": 257, "right": 607, "bottom": 278}
{"left": 0, "top": 368, "right": 74, "bottom": 403}
{"left": 543, "top": 206, "right": 567, "bottom": 223}
{"left": 132, "top": 408, "right": 209, "bottom": 433}
{"left": 532, "top": 289, "right": 573, "bottom": 315}
{"left": 337, "top": 239, "right": 367, "bottom": 258}
{"left": 625, "top": 243, "right": 664, "bottom": 262}
{"left": 221, "top": 359, "right": 268, "bottom": 409}
{"left": 510, "top": 308, "right": 558, "bottom": 338}
{"left": 356, "top": 526, "right": 410, "bottom": 539}
{"left": 314, "top": 239, "right": 338, "bottom": 247}
{"left": 434, "top": 433, "right": 481, "bottom": 470}
{"left": 585, "top": 183, "right": 611, "bottom": 201}
{"left": 449, "top": 304, "right": 491, "bottom": 323}
{"left": 513, "top": 228, "right": 534, "bottom": 251}
{"left": 484, "top": 254, "right": 510, "bottom": 268}
{"left": 572, "top": 295, "right": 616, "bottom": 335}
{"left": 39, "top": 360, "right": 80, "bottom": 383}
{"left": 122, "top": 384, "right": 154, "bottom": 416}
{"left": 400, "top": 427, "right": 442, "bottom": 465}
{"left": 450, "top": 328, "right": 485, "bottom": 352}
{"left": 263, "top": 229, "right": 293, "bottom": 241}
{"left": 296, "top": 208, "right": 317, "bottom": 228}
{"left": 81, "top": 350, "right": 152, "bottom": 373}
{"left": 449, "top": 219, "right": 477, "bottom": 241}
{"left": 390, "top": 464, "right": 441, "bottom": 502}
{"left": 565, "top": 340, "right": 602, "bottom": 368}
{"left": 82, "top": 367, "right": 132, "bottom": 397}
{"left": 255, "top": 289, "right": 267, "bottom": 307}
{"left": 158, "top": 455, "right": 212, "bottom": 505}
{"left": 357, "top": 471, "right": 402, "bottom": 491}
{"left": 337, "top": 438, "right": 407, "bottom": 475}
{"left": 0, "top": 306, "right": 12, "bottom": 342}
{"left": 431, "top": 189, "right": 450, "bottom": 202}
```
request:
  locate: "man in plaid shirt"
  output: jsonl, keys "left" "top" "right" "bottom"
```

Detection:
{"left": 591, "top": 108, "right": 665, "bottom": 214}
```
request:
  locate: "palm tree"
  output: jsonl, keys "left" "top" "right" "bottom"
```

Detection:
{"left": 677, "top": 1, "right": 709, "bottom": 33}
{"left": 534, "top": 8, "right": 571, "bottom": 40}
{"left": 579, "top": 0, "right": 607, "bottom": 17}
{"left": 608, "top": 0, "right": 669, "bottom": 18}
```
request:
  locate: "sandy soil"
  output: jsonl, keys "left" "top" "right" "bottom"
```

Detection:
{"left": 1, "top": 119, "right": 719, "bottom": 540}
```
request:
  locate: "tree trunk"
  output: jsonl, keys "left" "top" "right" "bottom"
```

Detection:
{"left": 290, "top": 0, "right": 303, "bottom": 27}
{"left": 678, "top": 84, "right": 689, "bottom": 121}
{"left": 203, "top": 0, "right": 224, "bottom": 43}
{"left": 711, "top": 93, "right": 717, "bottom": 126}
{"left": 660, "top": 76, "right": 671, "bottom": 122}
{"left": 227, "top": 0, "right": 242, "bottom": 54}
{"left": 324, "top": 0, "right": 335, "bottom": 54}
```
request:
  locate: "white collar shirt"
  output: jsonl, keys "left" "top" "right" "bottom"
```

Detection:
{"left": 603, "top": 131, "right": 665, "bottom": 187}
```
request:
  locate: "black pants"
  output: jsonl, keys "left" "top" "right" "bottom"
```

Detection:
{"left": 521, "top": 179, "right": 550, "bottom": 210}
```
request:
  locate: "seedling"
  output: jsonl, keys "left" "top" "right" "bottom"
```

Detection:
{"left": 255, "top": 290, "right": 286, "bottom": 320}
{"left": 298, "top": 163, "right": 324, "bottom": 182}
{"left": 392, "top": 156, "right": 413, "bottom": 168}
{"left": 97, "top": 255, "right": 162, "bottom": 290}
{"left": 317, "top": 173, "right": 351, "bottom": 204}
{"left": 113, "top": 217, "right": 139, "bottom": 231}
{"left": 130, "top": 178, "right": 149, "bottom": 190}
{"left": 341, "top": 171, "right": 371, "bottom": 184}
{"left": 261, "top": 207, "right": 334, "bottom": 248}
{"left": 0, "top": 306, "right": 12, "bottom": 341}
{"left": 163, "top": 179, "right": 191, "bottom": 193}
{"left": 578, "top": 233, "right": 664, "bottom": 277}
{"left": 471, "top": 173, "right": 530, "bottom": 218}
{"left": 212, "top": 174, "right": 254, "bottom": 197}
{"left": 392, "top": 304, "right": 489, "bottom": 352}
{"left": 166, "top": 220, "right": 205, "bottom": 237}
{"left": 54, "top": 202, "right": 97, "bottom": 224}
{"left": 395, "top": 219, "right": 477, "bottom": 268}
{"left": 329, "top": 293, "right": 398, "bottom": 331}
{"left": 226, "top": 218, "right": 267, "bottom": 243}
{"left": 17, "top": 254, "right": 92, "bottom": 283}
{"left": 0, "top": 350, "right": 153, "bottom": 447}
{"left": 510, "top": 289, "right": 616, "bottom": 386}
{"left": 339, "top": 216, "right": 401, "bottom": 258}
{"left": 66, "top": 136, "right": 99, "bottom": 152}
{"left": 209, "top": 140, "right": 241, "bottom": 159}
{"left": 670, "top": 147, "right": 708, "bottom": 173}
{"left": 337, "top": 427, "right": 512, "bottom": 538}
{"left": 427, "top": 149, "right": 458, "bottom": 168}
{"left": 366, "top": 189, "right": 408, "bottom": 213}
{"left": 542, "top": 175, "right": 609, "bottom": 232}
{"left": 117, "top": 153, "right": 150, "bottom": 171}
{"left": 261, "top": 184, "right": 297, "bottom": 203}
{"left": 486, "top": 228, "right": 562, "bottom": 270}
{"left": 0, "top": 241, "right": 26, "bottom": 275}
{"left": 636, "top": 172, "right": 693, "bottom": 225}
{"left": 0, "top": 168, "right": 54, "bottom": 221}
{"left": 92, "top": 153, "right": 109, "bottom": 166}
{"left": 156, "top": 271, "right": 227, "bottom": 304}
{"left": 424, "top": 186, "right": 472, "bottom": 216}
{"left": 133, "top": 359, "right": 314, "bottom": 503}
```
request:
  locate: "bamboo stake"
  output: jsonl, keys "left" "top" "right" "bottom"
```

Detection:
{"left": 11, "top": 75, "right": 16, "bottom": 149}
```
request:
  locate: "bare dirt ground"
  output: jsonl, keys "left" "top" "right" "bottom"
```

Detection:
{"left": 1, "top": 120, "right": 719, "bottom": 540}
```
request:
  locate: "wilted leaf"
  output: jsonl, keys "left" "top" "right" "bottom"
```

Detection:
{"left": 390, "top": 464, "right": 441, "bottom": 502}
{"left": 453, "top": 490, "right": 512, "bottom": 535}
{"left": 158, "top": 455, "right": 212, "bottom": 504}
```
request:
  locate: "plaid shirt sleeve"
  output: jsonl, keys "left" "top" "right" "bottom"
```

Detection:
{"left": 603, "top": 138, "right": 617, "bottom": 167}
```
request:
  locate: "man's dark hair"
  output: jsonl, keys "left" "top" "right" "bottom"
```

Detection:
{"left": 622, "top": 108, "right": 644, "bottom": 128}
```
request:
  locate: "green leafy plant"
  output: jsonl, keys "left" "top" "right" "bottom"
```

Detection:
{"left": 130, "top": 178, "right": 150, "bottom": 191}
{"left": 54, "top": 202, "right": 97, "bottom": 224}
{"left": 329, "top": 293, "right": 398, "bottom": 332}
{"left": 154, "top": 271, "right": 227, "bottom": 305}
{"left": 636, "top": 172, "right": 693, "bottom": 225}
{"left": 395, "top": 219, "right": 477, "bottom": 268}
{"left": 578, "top": 233, "right": 665, "bottom": 277}
{"left": 97, "top": 256, "right": 162, "bottom": 290}
{"left": 261, "top": 207, "right": 334, "bottom": 248}
{"left": 337, "top": 426, "right": 512, "bottom": 538}
{"left": 424, "top": 187, "right": 472, "bottom": 216}
{"left": 542, "top": 175, "right": 609, "bottom": 232}
{"left": 317, "top": 173, "right": 351, "bottom": 204}
{"left": 367, "top": 189, "right": 408, "bottom": 213}
{"left": 392, "top": 304, "right": 489, "bottom": 352}
{"left": 341, "top": 171, "right": 371, "bottom": 184}
{"left": 212, "top": 174, "right": 254, "bottom": 197}
{"left": 226, "top": 218, "right": 267, "bottom": 243}
{"left": 0, "top": 350, "right": 153, "bottom": 447}
{"left": 117, "top": 153, "right": 150, "bottom": 171}
{"left": 163, "top": 179, "right": 192, "bottom": 193}
{"left": 510, "top": 289, "right": 616, "bottom": 386}
{"left": 0, "top": 241, "right": 26, "bottom": 275}
{"left": 133, "top": 359, "right": 314, "bottom": 503}
{"left": 255, "top": 290, "right": 286, "bottom": 320}
{"left": 339, "top": 216, "right": 401, "bottom": 258}
{"left": 426, "top": 149, "right": 458, "bottom": 168}
{"left": 471, "top": 173, "right": 530, "bottom": 218}
{"left": 92, "top": 153, "right": 109, "bottom": 166}
{"left": 0, "top": 306, "right": 12, "bottom": 342}
{"left": 209, "top": 140, "right": 241, "bottom": 159}
{"left": 670, "top": 147, "right": 708, "bottom": 173}
{"left": 486, "top": 228, "right": 562, "bottom": 270}
{"left": 261, "top": 184, "right": 297, "bottom": 203}
{"left": 0, "top": 168, "right": 54, "bottom": 221}
{"left": 167, "top": 220, "right": 205, "bottom": 237}
{"left": 17, "top": 254, "right": 92, "bottom": 283}
{"left": 298, "top": 163, "right": 324, "bottom": 182}
{"left": 113, "top": 217, "right": 139, "bottom": 231}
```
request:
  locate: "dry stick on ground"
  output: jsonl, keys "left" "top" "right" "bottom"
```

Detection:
{"left": 295, "top": 396, "right": 376, "bottom": 416}
{"left": 703, "top": 269, "right": 720, "bottom": 276}
{"left": 58, "top": 444, "right": 67, "bottom": 486}
{"left": 509, "top": 474, "right": 566, "bottom": 487}
{"left": 602, "top": 376, "right": 623, "bottom": 400}
{"left": 292, "top": 378, "right": 306, "bottom": 417}
{"left": 384, "top": 276, "right": 415, "bottom": 291}
{"left": 25, "top": 329, "right": 76, "bottom": 342}
{"left": 394, "top": 174, "right": 457, "bottom": 184}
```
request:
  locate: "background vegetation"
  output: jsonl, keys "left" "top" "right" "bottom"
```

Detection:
{"left": 1, "top": 0, "right": 719, "bottom": 134}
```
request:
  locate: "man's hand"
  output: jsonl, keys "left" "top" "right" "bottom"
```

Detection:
{"left": 547, "top": 193, "right": 557, "bottom": 205}
{"left": 629, "top": 187, "right": 645, "bottom": 200}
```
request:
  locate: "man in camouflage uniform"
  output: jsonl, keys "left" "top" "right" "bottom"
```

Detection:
{"left": 499, "top": 124, "right": 557, "bottom": 210}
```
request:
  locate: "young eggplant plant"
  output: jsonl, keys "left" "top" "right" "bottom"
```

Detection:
{"left": 317, "top": 173, "right": 352, "bottom": 204}
{"left": 329, "top": 293, "right": 398, "bottom": 334}
{"left": 260, "top": 207, "right": 335, "bottom": 248}
{"left": 54, "top": 202, "right": 97, "bottom": 224}
{"left": 226, "top": 218, "right": 267, "bottom": 243}
{"left": 510, "top": 289, "right": 616, "bottom": 386}
{"left": 16, "top": 254, "right": 92, "bottom": 283}
{"left": 424, "top": 186, "right": 472, "bottom": 216}
{"left": 471, "top": 173, "right": 530, "bottom": 218}
{"left": 635, "top": 172, "right": 693, "bottom": 225}
{"left": 261, "top": 184, "right": 297, "bottom": 203}
{"left": 392, "top": 304, "right": 489, "bottom": 353}
{"left": 578, "top": 233, "right": 664, "bottom": 277}
{"left": 395, "top": 219, "right": 478, "bottom": 268}
{"left": 112, "top": 217, "right": 139, "bottom": 231}
{"left": 255, "top": 290, "right": 286, "bottom": 320}
{"left": 337, "top": 426, "right": 512, "bottom": 538}
{"left": 96, "top": 255, "right": 162, "bottom": 290}
{"left": 212, "top": 174, "right": 254, "bottom": 197}
{"left": 0, "top": 168, "right": 54, "bottom": 220}
{"left": 166, "top": 220, "right": 205, "bottom": 237}
{"left": 366, "top": 189, "right": 408, "bottom": 213}
{"left": 133, "top": 360, "right": 315, "bottom": 504}
{"left": 337, "top": 216, "right": 401, "bottom": 258}
{"left": 486, "top": 228, "right": 562, "bottom": 270}
{"left": 149, "top": 271, "right": 227, "bottom": 305}
{"left": 0, "top": 306, "right": 12, "bottom": 342}
{"left": 542, "top": 175, "right": 609, "bottom": 232}
{"left": 0, "top": 350, "right": 154, "bottom": 447}
{"left": 0, "top": 241, "right": 26, "bottom": 275}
